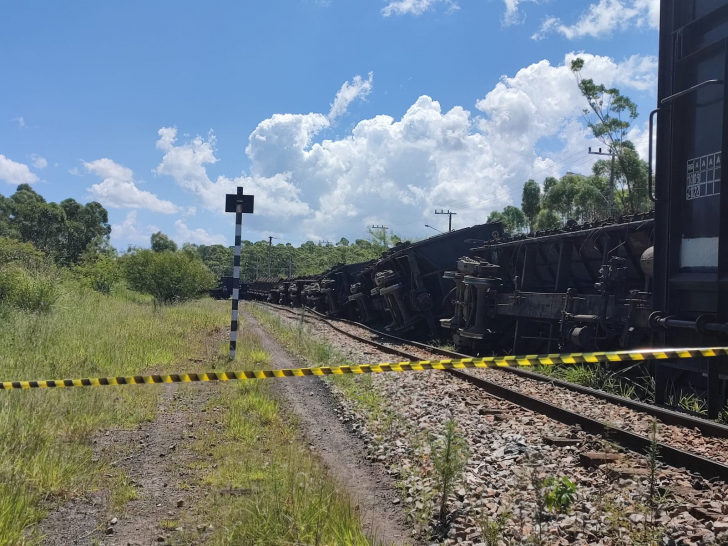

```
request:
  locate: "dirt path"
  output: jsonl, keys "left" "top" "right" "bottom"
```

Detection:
{"left": 40, "top": 382, "right": 220, "bottom": 546}
{"left": 244, "top": 311, "right": 414, "bottom": 546}
{"left": 39, "top": 318, "right": 413, "bottom": 546}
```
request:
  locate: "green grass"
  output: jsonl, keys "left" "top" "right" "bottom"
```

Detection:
{"left": 718, "top": 408, "right": 728, "bottom": 425}
{"left": 160, "top": 519, "right": 180, "bottom": 531}
{"left": 248, "top": 304, "right": 337, "bottom": 367}
{"left": 530, "top": 362, "right": 640, "bottom": 401}
{"left": 109, "top": 475, "right": 138, "bottom": 513}
{"left": 248, "top": 304, "right": 440, "bottom": 537}
{"left": 0, "top": 283, "right": 227, "bottom": 545}
{"left": 172, "top": 326, "right": 375, "bottom": 546}
{"left": 247, "top": 304, "right": 400, "bottom": 429}
{"left": 666, "top": 391, "right": 708, "bottom": 416}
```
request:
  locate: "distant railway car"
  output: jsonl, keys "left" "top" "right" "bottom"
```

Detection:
{"left": 210, "top": 276, "right": 245, "bottom": 300}
{"left": 245, "top": 277, "right": 282, "bottom": 301}
{"left": 302, "top": 261, "right": 372, "bottom": 318}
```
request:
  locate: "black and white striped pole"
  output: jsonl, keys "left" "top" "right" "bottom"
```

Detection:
{"left": 225, "top": 187, "right": 254, "bottom": 359}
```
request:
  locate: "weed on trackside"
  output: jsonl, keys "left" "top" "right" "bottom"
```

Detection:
{"left": 0, "top": 285, "right": 226, "bottom": 545}
{"left": 247, "top": 303, "right": 400, "bottom": 425}
{"left": 531, "top": 362, "right": 728, "bottom": 426}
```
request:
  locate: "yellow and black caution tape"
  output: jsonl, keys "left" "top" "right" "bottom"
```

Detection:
{"left": 2, "top": 347, "right": 727, "bottom": 391}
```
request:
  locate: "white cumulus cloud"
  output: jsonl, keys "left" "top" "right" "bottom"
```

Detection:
{"left": 0, "top": 155, "right": 39, "bottom": 185}
{"left": 329, "top": 72, "right": 374, "bottom": 121}
{"left": 153, "top": 127, "right": 226, "bottom": 209}
{"left": 381, "top": 0, "right": 458, "bottom": 16}
{"left": 12, "top": 117, "right": 26, "bottom": 128}
{"left": 85, "top": 158, "right": 179, "bottom": 213}
{"left": 154, "top": 125, "right": 312, "bottom": 217}
{"left": 173, "top": 220, "right": 226, "bottom": 245}
{"left": 152, "top": 54, "right": 656, "bottom": 241}
{"left": 110, "top": 210, "right": 160, "bottom": 246}
{"left": 533, "top": 0, "right": 659, "bottom": 40}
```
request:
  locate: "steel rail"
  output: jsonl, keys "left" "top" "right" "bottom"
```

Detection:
{"left": 257, "top": 302, "right": 728, "bottom": 481}
{"left": 265, "top": 303, "right": 728, "bottom": 440}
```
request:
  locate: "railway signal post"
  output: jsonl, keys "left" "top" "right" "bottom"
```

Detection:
{"left": 225, "top": 187, "right": 254, "bottom": 359}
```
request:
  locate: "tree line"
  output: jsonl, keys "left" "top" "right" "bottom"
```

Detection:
{"left": 184, "top": 229, "right": 399, "bottom": 283}
{"left": 0, "top": 183, "right": 399, "bottom": 305}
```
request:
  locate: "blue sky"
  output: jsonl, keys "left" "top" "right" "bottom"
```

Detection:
{"left": 1, "top": 0, "right": 660, "bottom": 249}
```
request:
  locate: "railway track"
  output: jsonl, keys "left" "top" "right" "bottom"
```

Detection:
{"left": 258, "top": 302, "right": 728, "bottom": 482}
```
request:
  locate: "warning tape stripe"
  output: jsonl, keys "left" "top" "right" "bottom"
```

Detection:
{"left": 2, "top": 347, "right": 727, "bottom": 390}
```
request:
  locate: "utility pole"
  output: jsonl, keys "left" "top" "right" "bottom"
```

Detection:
{"left": 369, "top": 225, "right": 388, "bottom": 247}
{"left": 435, "top": 209, "right": 457, "bottom": 232}
{"left": 588, "top": 147, "right": 616, "bottom": 218}
{"left": 267, "top": 236, "right": 278, "bottom": 277}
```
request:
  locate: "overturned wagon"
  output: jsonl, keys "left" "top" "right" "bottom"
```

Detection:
{"left": 210, "top": 276, "right": 246, "bottom": 300}
{"left": 300, "top": 262, "right": 372, "bottom": 318}
{"left": 443, "top": 214, "right": 655, "bottom": 355}
{"left": 356, "top": 222, "right": 503, "bottom": 337}
{"left": 246, "top": 277, "right": 282, "bottom": 302}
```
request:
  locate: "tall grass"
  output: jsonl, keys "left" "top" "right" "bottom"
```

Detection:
{"left": 0, "top": 283, "right": 227, "bottom": 545}
{"left": 250, "top": 304, "right": 338, "bottom": 368}
{"left": 204, "top": 386, "right": 373, "bottom": 545}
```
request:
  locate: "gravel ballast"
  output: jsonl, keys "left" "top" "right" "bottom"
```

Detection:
{"left": 257, "top": 305, "right": 728, "bottom": 546}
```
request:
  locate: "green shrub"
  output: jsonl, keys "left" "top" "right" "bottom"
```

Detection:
{"left": 543, "top": 476, "right": 577, "bottom": 513}
{"left": 0, "top": 266, "right": 60, "bottom": 313}
{"left": 75, "top": 254, "right": 121, "bottom": 294}
{"left": 0, "top": 236, "right": 44, "bottom": 268}
{"left": 0, "top": 238, "right": 59, "bottom": 313}
{"left": 121, "top": 249, "right": 215, "bottom": 303}
{"left": 430, "top": 417, "right": 469, "bottom": 522}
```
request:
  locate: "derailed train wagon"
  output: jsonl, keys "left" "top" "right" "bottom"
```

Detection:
{"left": 358, "top": 222, "right": 503, "bottom": 337}
{"left": 210, "top": 276, "right": 246, "bottom": 300}
{"left": 444, "top": 214, "right": 654, "bottom": 355}
{"left": 246, "top": 277, "right": 282, "bottom": 301}
{"left": 301, "top": 262, "right": 371, "bottom": 318}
